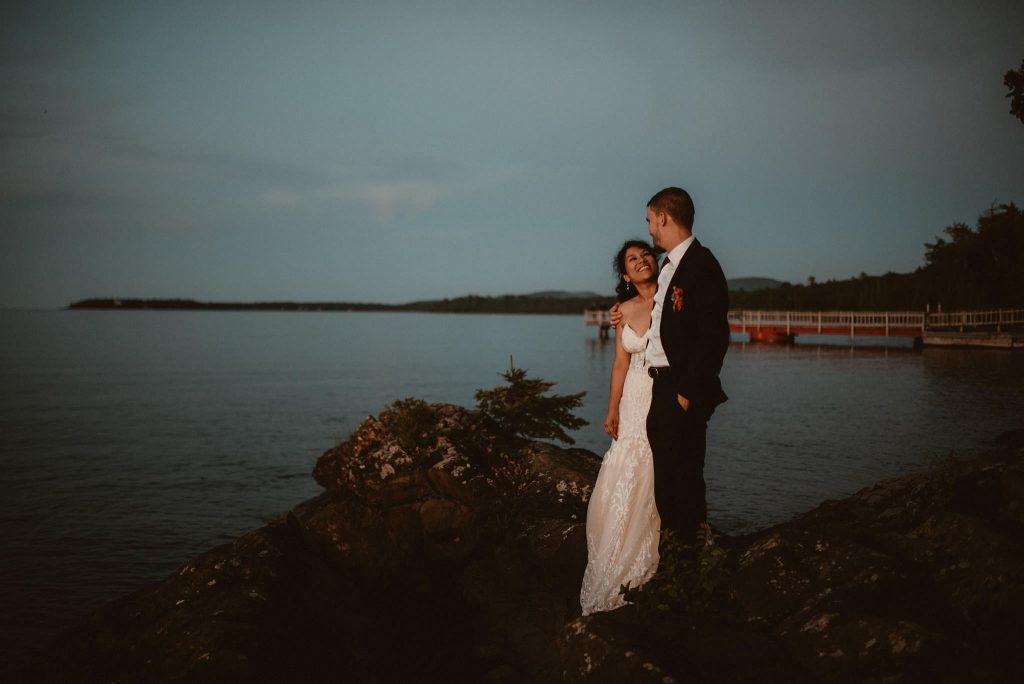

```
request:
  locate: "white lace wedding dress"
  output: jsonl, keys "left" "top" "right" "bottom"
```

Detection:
{"left": 580, "top": 324, "right": 661, "bottom": 616}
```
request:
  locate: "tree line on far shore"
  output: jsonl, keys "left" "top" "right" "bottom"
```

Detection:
{"left": 730, "top": 203, "right": 1023, "bottom": 311}
{"left": 67, "top": 294, "right": 618, "bottom": 315}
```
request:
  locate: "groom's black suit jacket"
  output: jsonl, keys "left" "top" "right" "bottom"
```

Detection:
{"left": 659, "top": 238, "right": 731, "bottom": 419}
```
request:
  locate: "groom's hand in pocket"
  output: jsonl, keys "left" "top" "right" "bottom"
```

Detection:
{"left": 677, "top": 394, "right": 691, "bottom": 412}
{"left": 603, "top": 409, "right": 620, "bottom": 440}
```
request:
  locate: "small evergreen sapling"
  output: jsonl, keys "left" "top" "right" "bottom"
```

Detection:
{"left": 474, "top": 359, "right": 587, "bottom": 447}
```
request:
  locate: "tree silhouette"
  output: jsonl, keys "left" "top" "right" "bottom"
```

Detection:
{"left": 729, "top": 204, "right": 1023, "bottom": 311}
{"left": 1005, "top": 59, "right": 1024, "bottom": 125}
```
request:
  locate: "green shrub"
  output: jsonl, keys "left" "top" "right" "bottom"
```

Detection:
{"left": 378, "top": 398, "right": 441, "bottom": 454}
{"left": 622, "top": 524, "right": 730, "bottom": 615}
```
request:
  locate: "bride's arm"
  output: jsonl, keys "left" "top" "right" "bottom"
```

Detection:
{"left": 603, "top": 315, "right": 631, "bottom": 441}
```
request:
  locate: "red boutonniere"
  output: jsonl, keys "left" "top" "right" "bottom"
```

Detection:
{"left": 671, "top": 286, "right": 684, "bottom": 312}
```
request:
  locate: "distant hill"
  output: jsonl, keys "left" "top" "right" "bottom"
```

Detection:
{"left": 526, "top": 290, "right": 605, "bottom": 299}
{"left": 727, "top": 277, "right": 786, "bottom": 291}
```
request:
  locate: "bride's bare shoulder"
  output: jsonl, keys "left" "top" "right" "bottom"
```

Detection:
{"left": 618, "top": 297, "right": 642, "bottom": 316}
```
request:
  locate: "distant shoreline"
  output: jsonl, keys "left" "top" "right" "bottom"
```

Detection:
{"left": 66, "top": 295, "right": 618, "bottom": 316}
{"left": 60, "top": 279, "right": 792, "bottom": 315}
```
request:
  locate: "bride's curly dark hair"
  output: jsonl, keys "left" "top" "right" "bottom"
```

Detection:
{"left": 613, "top": 239, "right": 657, "bottom": 302}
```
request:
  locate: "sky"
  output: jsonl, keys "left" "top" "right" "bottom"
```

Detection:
{"left": 2, "top": 0, "right": 1022, "bottom": 308}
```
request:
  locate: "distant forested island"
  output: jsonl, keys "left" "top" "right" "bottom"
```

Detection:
{"left": 69, "top": 203, "right": 1021, "bottom": 314}
{"left": 68, "top": 292, "right": 618, "bottom": 315}
{"left": 68, "top": 279, "right": 787, "bottom": 314}
{"left": 69, "top": 282, "right": 787, "bottom": 314}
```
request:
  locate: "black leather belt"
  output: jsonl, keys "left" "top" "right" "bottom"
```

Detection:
{"left": 647, "top": 366, "right": 670, "bottom": 378}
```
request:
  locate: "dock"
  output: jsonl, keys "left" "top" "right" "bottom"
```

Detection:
{"left": 584, "top": 309, "right": 613, "bottom": 338}
{"left": 584, "top": 307, "right": 1024, "bottom": 348}
{"left": 922, "top": 331, "right": 1024, "bottom": 349}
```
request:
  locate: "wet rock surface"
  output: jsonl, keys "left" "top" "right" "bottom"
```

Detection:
{"left": 31, "top": 412, "right": 1024, "bottom": 682}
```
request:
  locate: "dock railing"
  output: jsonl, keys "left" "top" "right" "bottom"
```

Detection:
{"left": 924, "top": 308, "right": 1024, "bottom": 331}
{"left": 727, "top": 308, "right": 1024, "bottom": 335}
{"left": 727, "top": 310, "right": 926, "bottom": 335}
{"left": 589, "top": 307, "right": 1024, "bottom": 336}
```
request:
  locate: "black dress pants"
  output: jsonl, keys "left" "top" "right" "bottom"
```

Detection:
{"left": 646, "top": 375, "right": 708, "bottom": 542}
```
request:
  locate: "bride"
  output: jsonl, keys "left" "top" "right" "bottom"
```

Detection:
{"left": 580, "top": 240, "right": 662, "bottom": 616}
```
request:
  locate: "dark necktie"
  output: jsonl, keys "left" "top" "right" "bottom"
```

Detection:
{"left": 661, "top": 256, "right": 671, "bottom": 269}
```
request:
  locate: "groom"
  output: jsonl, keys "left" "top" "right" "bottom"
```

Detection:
{"left": 618, "top": 187, "right": 731, "bottom": 540}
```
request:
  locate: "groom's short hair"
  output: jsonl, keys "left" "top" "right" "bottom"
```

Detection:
{"left": 648, "top": 187, "right": 695, "bottom": 230}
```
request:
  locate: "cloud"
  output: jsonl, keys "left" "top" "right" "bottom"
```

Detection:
{"left": 259, "top": 155, "right": 481, "bottom": 222}
{"left": 336, "top": 180, "right": 448, "bottom": 224}
{"left": 0, "top": 106, "right": 64, "bottom": 145}
{"left": 97, "top": 136, "right": 330, "bottom": 186}
{"left": 0, "top": 179, "right": 127, "bottom": 210}
{"left": 265, "top": 178, "right": 449, "bottom": 224}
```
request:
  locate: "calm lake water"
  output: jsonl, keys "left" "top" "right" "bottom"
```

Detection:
{"left": 2, "top": 309, "right": 1023, "bottom": 663}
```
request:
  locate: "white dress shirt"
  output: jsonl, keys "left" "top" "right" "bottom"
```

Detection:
{"left": 645, "top": 235, "right": 695, "bottom": 368}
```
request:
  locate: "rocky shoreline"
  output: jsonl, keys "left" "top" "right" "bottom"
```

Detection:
{"left": 26, "top": 403, "right": 1024, "bottom": 683}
